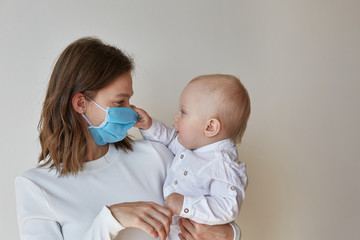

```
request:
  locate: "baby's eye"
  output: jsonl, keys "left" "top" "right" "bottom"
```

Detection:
{"left": 180, "top": 109, "right": 185, "bottom": 115}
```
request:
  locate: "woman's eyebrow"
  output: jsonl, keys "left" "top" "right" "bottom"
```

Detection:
{"left": 116, "top": 92, "right": 134, "bottom": 98}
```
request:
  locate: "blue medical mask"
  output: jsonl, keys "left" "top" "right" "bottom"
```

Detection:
{"left": 82, "top": 97, "right": 138, "bottom": 146}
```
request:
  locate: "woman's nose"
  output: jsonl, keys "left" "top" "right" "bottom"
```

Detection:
{"left": 124, "top": 101, "right": 131, "bottom": 108}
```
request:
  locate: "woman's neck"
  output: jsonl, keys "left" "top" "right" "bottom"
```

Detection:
{"left": 86, "top": 140, "right": 109, "bottom": 162}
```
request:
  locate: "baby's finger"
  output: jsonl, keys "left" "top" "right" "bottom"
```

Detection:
{"left": 130, "top": 105, "right": 143, "bottom": 115}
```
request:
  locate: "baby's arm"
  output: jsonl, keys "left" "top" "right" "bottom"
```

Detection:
{"left": 164, "top": 192, "right": 184, "bottom": 215}
{"left": 165, "top": 163, "right": 246, "bottom": 225}
{"left": 179, "top": 179, "right": 244, "bottom": 225}
{"left": 132, "top": 106, "right": 152, "bottom": 130}
{"left": 133, "top": 106, "right": 183, "bottom": 154}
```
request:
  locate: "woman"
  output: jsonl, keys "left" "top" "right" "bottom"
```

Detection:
{"left": 15, "top": 37, "right": 241, "bottom": 240}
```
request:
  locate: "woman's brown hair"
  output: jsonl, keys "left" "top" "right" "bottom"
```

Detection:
{"left": 38, "top": 37, "right": 134, "bottom": 176}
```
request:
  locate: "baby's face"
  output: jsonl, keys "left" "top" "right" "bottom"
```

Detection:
{"left": 173, "top": 82, "right": 216, "bottom": 150}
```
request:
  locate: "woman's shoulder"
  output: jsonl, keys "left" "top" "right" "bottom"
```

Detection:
{"left": 124, "top": 139, "right": 174, "bottom": 164}
{"left": 113, "top": 139, "right": 174, "bottom": 169}
{"left": 18, "top": 164, "right": 58, "bottom": 183}
{"left": 18, "top": 140, "right": 174, "bottom": 181}
{"left": 109, "top": 140, "right": 174, "bottom": 178}
{"left": 132, "top": 139, "right": 169, "bottom": 151}
{"left": 15, "top": 164, "right": 59, "bottom": 195}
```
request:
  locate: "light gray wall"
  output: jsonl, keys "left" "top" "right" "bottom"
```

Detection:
{"left": 1, "top": 0, "right": 359, "bottom": 239}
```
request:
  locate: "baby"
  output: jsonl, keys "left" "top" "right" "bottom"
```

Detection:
{"left": 134, "top": 74, "right": 251, "bottom": 239}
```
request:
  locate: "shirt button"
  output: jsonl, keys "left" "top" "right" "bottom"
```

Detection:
{"left": 184, "top": 171, "right": 188, "bottom": 176}
{"left": 174, "top": 180, "right": 178, "bottom": 185}
{"left": 230, "top": 186, "right": 236, "bottom": 191}
{"left": 184, "top": 208, "right": 189, "bottom": 213}
{"left": 180, "top": 154, "right": 184, "bottom": 159}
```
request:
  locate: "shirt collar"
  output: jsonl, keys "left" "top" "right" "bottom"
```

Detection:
{"left": 193, "top": 138, "right": 236, "bottom": 153}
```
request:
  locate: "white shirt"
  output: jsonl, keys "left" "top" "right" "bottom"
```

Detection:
{"left": 15, "top": 141, "right": 172, "bottom": 240}
{"left": 141, "top": 120, "right": 247, "bottom": 231}
{"left": 15, "top": 140, "right": 241, "bottom": 240}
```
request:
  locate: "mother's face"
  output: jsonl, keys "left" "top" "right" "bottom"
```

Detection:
{"left": 85, "top": 72, "right": 134, "bottom": 126}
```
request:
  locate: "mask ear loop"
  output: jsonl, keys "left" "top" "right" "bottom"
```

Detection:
{"left": 83, "top": 94, "right": 107, "bottom": 112}
{"left": 82, "top": 113, "right": 93, "bottom": 126}
{"left": 81, "top": 94, "right": 108, "bottom": 127}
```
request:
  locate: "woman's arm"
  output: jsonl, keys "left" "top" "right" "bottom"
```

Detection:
{"left": 16, "top": 177, "right": 122, "bottom": 240}
{"left": 108, "top": 201, "right": 172, "bottom": 240}
{"left": 16, "top": 177, "right": 172, "bottom": 240}
{"left": 178, "top": 218, "right": 241, "bottom": 240}
{"left": 15, "top": 177, "right": 64, "bottom": 240}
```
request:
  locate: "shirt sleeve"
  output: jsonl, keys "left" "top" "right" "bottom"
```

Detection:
{"left": 15, "top": 177, "right": 125, "bottom": 240}
{"left": 15, "top": 176, "right": 64, "bottom": 240}
{"left": 82, "top": 206, "right": 125, "bottom": 239}
{"left": 179, "top": 159, "right": 246, "bottom": 225}
{"left": 179, "top": 179, "right": 243, "bottom": 225}
{"left": 140, "top": 119, "right": 184, "bottom": 155}
{"left": 229, "top": 221, "right": 241, "bottom": 240}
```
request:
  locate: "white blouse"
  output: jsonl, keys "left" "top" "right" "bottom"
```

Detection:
{"left": 15, "top": 141, "right": 172, "bottom": 239}
{"left": 15, "top": 140, "right": 241, "bottom": 240}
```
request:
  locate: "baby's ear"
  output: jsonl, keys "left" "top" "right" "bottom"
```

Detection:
{"left": 205, "top": 118, "right": 221, "bottom": 137}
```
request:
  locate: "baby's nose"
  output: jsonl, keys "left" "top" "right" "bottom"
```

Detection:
{"left": 173, "top": 112, "right": 180, "bottom": 121}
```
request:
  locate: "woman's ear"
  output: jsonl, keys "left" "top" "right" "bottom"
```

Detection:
{"left": 204, "top": 118, "right": 221, "bottom": 137}
{"left": 72, "top": 93, "right": 86, "bottom": 114}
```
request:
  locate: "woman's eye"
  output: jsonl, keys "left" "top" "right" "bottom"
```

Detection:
{"left": 117, "top": 101, "right": 124, "bottom": 106}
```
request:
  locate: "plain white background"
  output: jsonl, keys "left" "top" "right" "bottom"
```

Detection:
{"left": 1, "top": 0, "right": 359, "bottom": 239}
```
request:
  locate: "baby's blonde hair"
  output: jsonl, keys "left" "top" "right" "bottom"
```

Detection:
{"left": 190, "top": 74, "right": 251, "bottom": 143}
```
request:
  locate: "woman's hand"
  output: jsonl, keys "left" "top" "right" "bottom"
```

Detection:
{"left": 131, "top": 105, "right": 152, "bottom": 130}
{"left": 109, "top": 201, "right": 172, "bottom": 240}
{"left": 178, "top": 218, "right": 234, "bottom": 240}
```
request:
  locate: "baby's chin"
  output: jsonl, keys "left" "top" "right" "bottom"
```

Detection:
{"left": 177, "top": 137, "right": 188, "bottom": 148}
{"left": 178, "top": 138, "right": 196, "bottom": 150}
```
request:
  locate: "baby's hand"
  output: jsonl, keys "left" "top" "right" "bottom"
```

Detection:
{"left": 164, "top": 193, "right": 184, "bottom": 215}
{"left": 131, "top": 105, "right": 152, "bottom": 130}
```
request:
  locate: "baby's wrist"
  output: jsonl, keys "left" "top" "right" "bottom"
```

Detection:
{"left": 166, "top": 193, "right": 184, "bottom": 215}
{"left": 142, "top": 117, "right": 152, "bottom": 130}
{"left": 138, "top": 117, "right": 152, "bottom": 130}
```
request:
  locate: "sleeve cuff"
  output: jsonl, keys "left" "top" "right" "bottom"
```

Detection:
{"left": 139, "top": 119, "right": 160, "bottom": 139}
{"left": 179, "top": 195, "right": 203, "bottom": 219}
{"left": 101, "top": 206, "right": 125, "bottom": 236}
{"left": 229, "top": 221, "right": 241, "bottom": 240}
{"left": 82, "top": 206, "right": 125, "bottom": 239}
